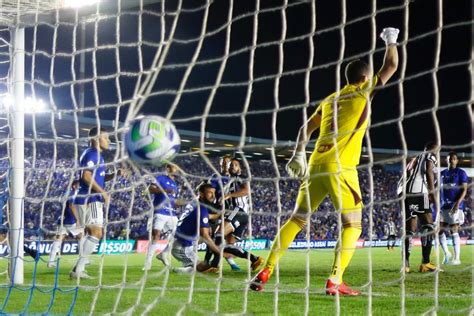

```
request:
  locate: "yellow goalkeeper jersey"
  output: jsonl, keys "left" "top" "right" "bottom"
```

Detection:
{"left": 308, "top": 75, "right": 380, "bottom": 167}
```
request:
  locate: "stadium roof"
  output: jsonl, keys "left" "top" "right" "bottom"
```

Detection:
{"left": 1, "top": 113, "right": 470, "bottom": 168}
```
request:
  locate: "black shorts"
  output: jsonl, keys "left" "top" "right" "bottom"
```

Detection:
{"left": 225, "top": 207, "right": 249, "bottom": 240}
{"left": 405, "top": 195, "right": 430, "bottom": 221}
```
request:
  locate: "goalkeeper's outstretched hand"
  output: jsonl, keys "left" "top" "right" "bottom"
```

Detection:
{"left": 286, "top": 151, "right": 307, "bottom": 178}
{"left": 380, "top": 27, "right": 400, "bottom": 45}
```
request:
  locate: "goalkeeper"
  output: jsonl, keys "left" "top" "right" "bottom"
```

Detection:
{"left": 251, "top": 28, "right": 399, "bottom": 295}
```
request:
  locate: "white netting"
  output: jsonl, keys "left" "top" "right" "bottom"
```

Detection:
{"left": 0, "top": 0, "right": 472, "bottom": 314}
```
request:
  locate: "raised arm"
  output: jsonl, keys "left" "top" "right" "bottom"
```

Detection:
{"left": 200, "top": 227, "right": 221, "bottom": 254}
{"left": 148, "top": 183, "right": 165, "bottom": 195}
{"left": 378, "top": 28, "right": 400, "bottom": 85}
{"left": 295, "top": 112, "right": 321, "bottom": 153}
{"left": 225, "top": 182, "right": 249, "bottom": 200}
{"left": 426, "top": 160, "right": 437, "bottom": 210}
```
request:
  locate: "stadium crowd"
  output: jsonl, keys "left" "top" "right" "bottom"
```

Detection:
{"left": 0, "top": 145, "right": 472, "bottom": 242}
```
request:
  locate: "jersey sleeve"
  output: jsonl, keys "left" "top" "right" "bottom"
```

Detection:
{"left": 200, "top": 207, "right": 210, "bottom": 228}
{"left": 427, "top": 153, "right": 437, "bottom": 166}
{"left": 460, "top": 169, "right": 468, "bottom": 184}
{"left": 67, "top": 192, "right": 76, "bottom": 204}
{"left": 156, "top": 175, "right": 166, "bottom": 188}
{"left": 208, "top": 173, "right": 219, "bottom": 189}
{"left": 358, "top": 75, "right": 380, "bottom": 98}
{"left": 309, "top": 103, "right": 323, "bottom": 121}
{"left": 80, "top": 151, "right": 99, "bottom": 170}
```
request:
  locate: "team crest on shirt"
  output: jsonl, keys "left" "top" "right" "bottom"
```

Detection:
{"left": 317, "top": 144, "right": 333, "bottom": 153}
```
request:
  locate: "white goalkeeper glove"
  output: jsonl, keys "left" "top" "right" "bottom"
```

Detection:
{"left": 286, "top": 151, "right": 307, "bottom": 178}
{"left": 380, "top": 27, "right": 400, "bottom": 45}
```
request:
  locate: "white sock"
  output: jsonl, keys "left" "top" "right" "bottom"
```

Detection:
{"left": 146, "top": 242, "right": 160, "bottom": 264}
{"left": 439, "top": 233, "right": 449, "bottom": 257}
{"left": 452, "top": 233, "right": 461, "bottom": 261}
{"left": 173, "top": 266, "right": 194, "bottom": 274}
{"left": 49, "top": 240, "right": 62, "bottom": 263}
{"left": 78, "top": 236, "right": 85, "bottom": 255}
{"left": 226, "top": 257, "right": 237, "bottom": 266}
{"left": 160, "top": 239, "right": 172, "bottom": 258}
{"left": 75, "top": 235, "right": 99, "bottom": 273}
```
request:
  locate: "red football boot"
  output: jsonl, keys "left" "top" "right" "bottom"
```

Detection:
{"left": 250, "top": 267, "right": 270, "bottom": 292}
{"left": 325, "top": 279, "right": 361, "bottom": 296}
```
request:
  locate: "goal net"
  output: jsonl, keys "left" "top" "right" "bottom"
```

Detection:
{"left": 0, "top": 0, "right": 472, "bottom": 314}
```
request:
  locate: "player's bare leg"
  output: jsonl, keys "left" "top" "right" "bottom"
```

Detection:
{"left": 418, "top": 213, "right": 439, "bottom": 273}
{"left": 404, "top": 217, "right": 417, "bottom": 273}
{"left": 211, "top": 222, "right": 263, "bottom": 271}
{"left": 224, "top": 235, "right": 240, "bottom": 271}
{"left": 225, "top": 234, "right": 264, "bottom": 271}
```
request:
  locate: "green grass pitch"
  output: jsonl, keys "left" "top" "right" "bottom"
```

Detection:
{"left": 0, "top": 246, "right": 472, "bottom": 315}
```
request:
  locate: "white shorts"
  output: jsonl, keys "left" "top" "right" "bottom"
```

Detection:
{"left": 74, "top": 202, "right": 104, "bottom": 227}
{"left": 58, "top": 223, "right": 83, "bottom": 238}
{"left": 151, "top": 213, "right": 178, "bottom": 234}
{"left": 171, "top": 239, "right": 198, "bottom": 268}
{"left": 440, "top": 208, "right": 465, "bottom": 225}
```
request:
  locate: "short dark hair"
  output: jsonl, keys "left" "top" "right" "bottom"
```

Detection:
{"left": 198, "top": 182, "right": 214, "bottom": 194}
{"left": 345, "top": 60, "right": 369, "bottom": 84}
{"left": 424, "top": 141, "right": 437, "bottom": 151}
{"left": 448, "top": 151, "right": 457, "bottom": 159}
{"left": 88, "top": 127, "right": 107, "bottom": 138}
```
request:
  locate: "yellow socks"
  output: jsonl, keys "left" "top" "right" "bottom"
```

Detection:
{"left": 329, "top": 224, "right": 362, "bottom": 284}
{"left": 265, "top": 218, "right": 304, "bottom": 276}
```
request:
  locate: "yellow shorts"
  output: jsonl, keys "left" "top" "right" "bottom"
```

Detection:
{"left": 294, "top": 163, "right": 363, "bottom": 217}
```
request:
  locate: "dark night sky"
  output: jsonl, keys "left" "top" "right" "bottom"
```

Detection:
{"left": 21, "top": 0, "right": 472, "bottom": 152}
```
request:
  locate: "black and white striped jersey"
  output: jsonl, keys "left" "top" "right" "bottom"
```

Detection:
{"left": 397, "top": 151, "right": 437, "bottom": 195}
{"left": 385, "top": 221, "right": 397, "bottom": 236}
{"left": 224, "top": 175, "right": 250, "bottom": 214}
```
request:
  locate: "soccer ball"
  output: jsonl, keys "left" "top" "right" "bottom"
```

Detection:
{"left": 124, "top": 116, "right": 181, "bottom": 166}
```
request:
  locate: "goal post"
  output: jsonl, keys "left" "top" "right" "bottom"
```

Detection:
{"left": 3, "top": 0, "right": 164, "bottom": 286}
{"left": 9, "top": 26, "right": 25, "bottom": 285}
